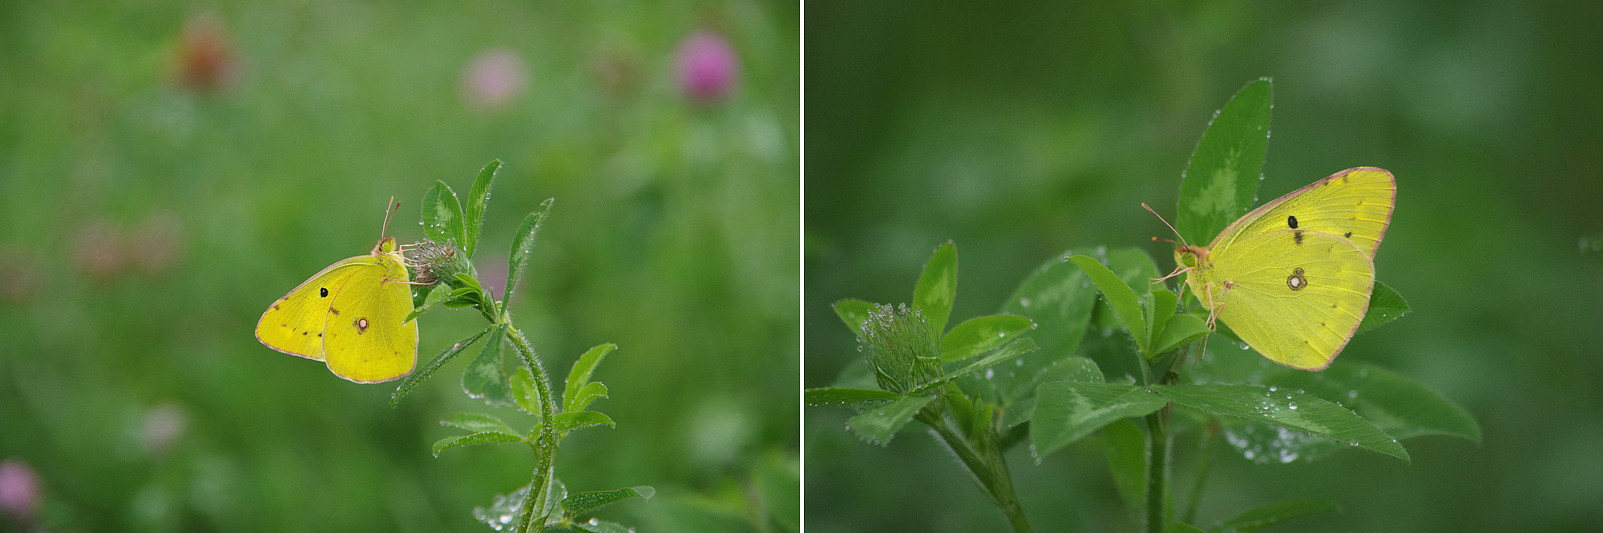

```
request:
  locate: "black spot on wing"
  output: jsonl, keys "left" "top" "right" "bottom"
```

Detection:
{"left": 320, "top": 287, "right": 329, "bottom": 297}
{"left": 1344, "top": 231, "right": 1353, "bottom": 238}
{"left": 1293, "top": 230, "right": 1304, "bottom": 246}
{"left": 1287, "top": 215, "right": 1299, "bottom": 229}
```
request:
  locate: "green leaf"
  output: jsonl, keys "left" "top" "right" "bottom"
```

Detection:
{"left": 571, "top": 519, "right": 633, "bottom": 533}
{"left": 390, "top": 326, "right": 496, "bottom": 407}
{"left": 564, "top": 344, "right": 616, "bottom": 413}
{"left": 977, "top": 252, "right": 1097, "bottom": 422}
{"left": 463, "top": 327, "right": 512, "bottom": 406}
{"left": 1030, "top": 382, "right": 1169, "bottom": 458}
{"left": 473, "top": 483, "right": 534, "bottom": 530}
{"left": 1177, "top": 78, "right": 1272, "bottom": 246}
{"left": 1145, "top": 288, "right": 1178, "bottom": 353}
{"left": 1214, "top": 498, "right": 1340, "bottom": 533}
{"left": 915, "top": 337, "right": 1036, "bottom": 393}
{"left": 441, "top": 412, "right": 522, "bottom": 436}
{"left": 463, "top": 160, "right": 501, "bottom": 258}
{"left": 510, "top": 368, "right": 543, "bottom": 417}
{"left": 432, "top": 431, "right": 525, "bottom": 457}
{"left": 570, "top": 518, "right": 631, "bottom": 531}
{"left": 506, "top": 198, "right": 555, "bottom": 305}
{"left": 846, "top": 394, "right": 935, "bottom": 445}
{"left": 1153, "top": 314, "right": 1209, "bottom": 356}
{"left": 803, "top": 387, "right": 902, "bottom": 406}
{"left": 422, "top": 180, "right": 467, "bottom": 246}
{"left": 404, "top": 283, "right": 452, "bottom": 323}
{"left": 1103, "top": 418, "right": 1148, "bottom": 523}
{"left": 1108, "top": 247, "right": 1160, "bottom": 298}
{"left": 1069, "top": 255, "right": 1148, "bottom": 353}
{"left": 752, "top": 452, "right": 800, "bottom": 533}
{"left": 561, "top": 486, "right": 655, "bottom": 517}
{"left": 552, "top": 411, "right": 615, "bottom": 434}
{"left": 832, "top": 299, "right": 878, "bottom": 337}
{"left": 988, "top": 356, "right": 1105, "bottom": 429}
{"left": 1167, "top": 522, "right": 1209, "bottom": 533}
{"left": 1356, "top": 281, "right": 1409, "bottom": 334}
{"left": 567, "top": 381, "right": 609, "bottom": 413}
{"left": 939, "top": 314, "right": 1034, "bottom": 362}
{"left": 1152, "top": 384, "right": 1409, "bottom": 462}
{"left": 1264, "top": 362, "right": 1481, "bottom": 443}
{"left": 913, "top": 242, "right": 958, "bottom": 334}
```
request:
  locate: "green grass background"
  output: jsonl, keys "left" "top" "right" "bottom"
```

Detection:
{"left": 806, "top": 2, "right": 1603, "bottom": 532}
{"left": 0, "top": 1, "right": 798, "bottom": 531}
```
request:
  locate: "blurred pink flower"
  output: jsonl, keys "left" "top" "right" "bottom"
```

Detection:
{"left": 142, "top": 403, "right": 189, "bottom": 457}
{"left": 176, "top": 14, "right": 239, "bottom": 92}
{"left": 0, "top": 247, "right": 42, "bottom": 303}
{"left": 675, "top": 29, "right": 739, "bottom": 104}
{"left": 461, "top": 48, "right": 529, "bottom": 111}
{"left": 130, "top": 210, "right": 186, "bottom": 277}
{"left": 73, "top": 218, "right": 126, "bottom": 280}
{"left": 0, "top": 459, "right": 40, "bottom": 521}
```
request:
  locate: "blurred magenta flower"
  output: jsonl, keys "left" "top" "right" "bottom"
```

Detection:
{"left": 675, "top": 29, "right": 739, "bottom": 104}
{"left": 461, "top": 48, "right": 529, "bottom": 111}
{"left": 0, "top": 460, "right": 39, "bottom": 521}
{"left": 142, "top": 403, "right": 189, "bottom": 457}
{"left": 176, "top": 14, "right": 238, "bottom": 92}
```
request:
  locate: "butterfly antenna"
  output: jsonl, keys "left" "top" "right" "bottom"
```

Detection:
{"left": 380, "top": 196, "right": 400, "bottom": 239}
{"left": 1143, "top": 203, "right": 1197, "bottom": 285}
{"left": 1141, "top": 203, "right": 1189, "bottom": 247}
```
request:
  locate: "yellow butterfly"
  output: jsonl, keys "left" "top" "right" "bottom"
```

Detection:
{"left": 256, "top": 201, "right": 418, "bottom": 383}
{"left": 1158, "top": 167, "right": 1395, "bottom": 370}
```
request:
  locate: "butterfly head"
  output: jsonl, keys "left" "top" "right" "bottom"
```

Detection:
{"left": 373, "top": 236, "right": 398, "bottom": 256}
{"left": 1174, "top": 244, "right": 1209, "bottom": 270}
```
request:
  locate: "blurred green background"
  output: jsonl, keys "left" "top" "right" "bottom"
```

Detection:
{"left": 806, "top": 2, "right": 1602, "bottom": 532}
{"left": 0, "top": 1, "right": 797, "bottom": 531}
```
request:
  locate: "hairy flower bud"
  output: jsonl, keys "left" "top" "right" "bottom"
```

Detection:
{"left": 860, "top": 304, "right": 942, "bottom": 396}
{"left": 406, "top": 240, "right": 473, "bottom": 286}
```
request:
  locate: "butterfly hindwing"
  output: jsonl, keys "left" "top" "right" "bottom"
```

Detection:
{"left": 1211, "top": 230, "right": 1374, "bottom": 370}
{"left": 322, "top": 254, "right": 418, "bottom": 383}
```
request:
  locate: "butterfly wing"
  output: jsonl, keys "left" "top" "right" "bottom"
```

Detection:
{"left": 1210, "top": 229, "right": 1374, "bottom": 370}
{"left": 322, "top": 254, "right": 418, "bottom": 383}
{"left": 256, "top": 257, "right": 377, "bottom": 361}
{"left": 1213, "top": 167, "right": 1395, "bottom": 258}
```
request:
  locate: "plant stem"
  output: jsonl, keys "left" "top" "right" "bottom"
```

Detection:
{"left": 505, "top": 325, "right": 557, "bottom": 533}
{"left": 1181, "top": 420, "right": 1218, "bottom": 524}
{"left": 929, "top": 421, "right": 1034, "bottom": 533}
{"left": 1145, "top": 407, "right": 1173, "bottom": 533}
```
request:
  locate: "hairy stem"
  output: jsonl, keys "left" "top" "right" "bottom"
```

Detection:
{"left": 1182, "top": 420, "right": 1219, "bottom": 524}
{"left": 929, "top": 420, "right": 1034, "bottom": 533}
{"left": 1145, "top": 407, "right": 1171, "bottom": 533}
{"left": 505, "top": 325, "right": 557, "bottom": 533}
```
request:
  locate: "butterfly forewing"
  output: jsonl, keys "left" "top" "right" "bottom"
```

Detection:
{"left": 1215, "top": 167, "right": 1395, "bottom": 258}
{"left": 255, "top": 260, "right": 375, "bottom": 361}
{"left": 322, "top": 255, "right": 418, "bottom": 383}
{"left": 1211, "top": 230, "right": 1374, "bottom": 370}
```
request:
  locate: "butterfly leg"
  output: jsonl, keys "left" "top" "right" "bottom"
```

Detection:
{"left": 1152, "top": 264, "right": 1192, "bottom": 285}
